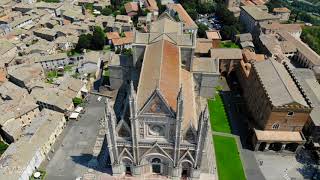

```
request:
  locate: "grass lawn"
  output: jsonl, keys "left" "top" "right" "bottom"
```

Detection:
{"left": 213, "top": 135, "right": 246, "bottom": 180}
{"left": 0, "top": 141, "right": 8, "bottom": 156}
{"left": 208, "top": 93, "right": 231, "bottom": 133}
{"left": 219, "top": 41, "right": 240, "bottom": 48}
{"left": 64, "top": 65, "right": 73, "bottom": 72}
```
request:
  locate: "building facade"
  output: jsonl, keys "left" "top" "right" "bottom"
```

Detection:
{"left": 238, "top": 59, "right": 311, "bottom": 153}
{"left": 102, "top": 15, "right": 214, "bottom": 179}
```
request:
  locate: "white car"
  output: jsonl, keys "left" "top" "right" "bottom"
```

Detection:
{"left": 97, "top": 96, "right": 102, "bottom": 102}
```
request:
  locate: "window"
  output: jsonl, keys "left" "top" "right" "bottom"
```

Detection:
{"left": 272, "top": 123, "right": 280, "bottom": 130}
{"left": 287, "top": 111, "right": 294, "bottom": 116}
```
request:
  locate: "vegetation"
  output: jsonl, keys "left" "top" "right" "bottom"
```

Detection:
{"left": 179, "top": 0, "right": 243, "bottom": 39}
{"left": 75, "top": 26, "right": 105, "bottom": 52}
{"left": 72, "top": 97, "right": 83, "bottom": 106}
{"left": 63, "top": 65, "right": 73, "bottom": 72}
{"left": 0, "top": 141, "right": 8, "bottom": 156}
{"left": 29, "top": 170, "right": 46, "bottom": 180}
{"left": 46, "top": 70, "right": 60, "bottom": 83}
{"left": 121, "top": 48, "right": 132, "bottom": 56}
{"left": 301, "top": 26, "right": 320, "bottom": 54}
{"left": 179, "top": 0, "right": 216, "bottom": 20}
{"left": 67, "top": 49, "right": 81, "bottom": 57}
{"left": 219, "top": 41, "right": 240, "bottom": 48}
{"left": 213, "top": 135, "right": 246, "bottom": 180}
{"left": 71, "top": 73, "right": 80, "bottom": 79}
{"left": 39, "top": 0, "right": 60, "bottom": 2}
{"left": 101, "top": 7, "right": 113, "bottom": 16}
{"left": 208, "top": 93, "right": 231, "bottom": 133}
{"left": 197, "top": 23, "right": 209, "bottom": 38}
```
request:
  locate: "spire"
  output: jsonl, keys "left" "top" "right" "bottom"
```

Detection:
{"left": 176, "top": 85, "right": 183, "bottom": 120}
{"left": 177, "top": 85, "right": 183, "bottom": 102}
{"left": 129, "top": 80, "right": 135, "bottom": 99}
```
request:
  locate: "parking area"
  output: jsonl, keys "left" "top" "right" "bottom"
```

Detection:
{"left": 196, "top": 14, "right": 222, "bottom": 30}
{"left": 43, "top": 94, "right": 106, "bottom": 180}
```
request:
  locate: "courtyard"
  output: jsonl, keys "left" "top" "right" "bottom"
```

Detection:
{"left": 208, "top": 93, "right": 231, "bottom": 134}
{"left": 213, "top": 135, "right": 246, "bottom": 180}
{"left": 255, "top": 150, "right": 319, "bottom": 180}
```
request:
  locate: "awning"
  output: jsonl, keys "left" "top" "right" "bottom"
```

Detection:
{"left": 75, "top": 107, "right": 83, "bottom": 113}
{"left": 254, "top": 129, "right": 305, "bottom": 142}
{"left": 69, "top": 112, "right": 79, "bottom": 119}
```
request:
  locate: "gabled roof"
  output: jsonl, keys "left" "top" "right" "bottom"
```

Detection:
{"left": 136, "top": 39, "right": 180, "bottom": 111}
{"left": 166, "top": 3, "right": 198, "bottom": 29}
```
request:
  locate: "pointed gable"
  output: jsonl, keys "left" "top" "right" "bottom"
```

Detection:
{"left": 140, "top": 89, "right": 174, "bottom": 116}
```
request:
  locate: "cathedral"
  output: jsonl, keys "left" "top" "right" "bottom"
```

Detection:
{"left": 102, "top": 13, "right": 215, "bottom": 180}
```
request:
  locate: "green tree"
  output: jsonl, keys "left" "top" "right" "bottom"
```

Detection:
{"left": 76, "top": 34, "right": 92, "bottom": 51}
{"left": 197, "top": 23, "right": 209, "bottom": 38}
{"left": 186, "top": 8, "right": 198, "bottom": 20}
{"left": 101, "top": 7, "right": 112, "bottom": 16}
{"left": 220, "top": 25, "right": 238, "bottom": 40}
{"left": 91, "top": 26, "right": 105, "bottom": 50}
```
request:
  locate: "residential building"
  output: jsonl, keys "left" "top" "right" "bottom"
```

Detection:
{"left": 238, "top": 59, "right": 311, "bottom": 152}
{"left": 279, "top": 32, "right": 320, "bottom": 80}
{"left": 125, "top": 2, "right": 139, "bottom": 17}
{"left": 240, "top": 5, "right": 279, "bottom": 33}
{"left": 35, "top": 53, "right": 69, "bottom": 70}
{"left": 287, "top": 68, "right": 320, "bottom": 145}
{"left": 33, "top": 28, "right": 57, "bottom": 41}
{"left": 0, "top": 40, "right": 17, "bottom": 67}
{"left": 166, "top": 3, "right": 198, "bottom": 32}
{"left": 102, "top": 14, "right": 215, "bottom": 179}
{"left": 77, "top": 51, "right": 103, "bottom": 74}
{"left": 55, "top": 35, "right": 79, "bottom": 51}
{"left": 0, "top": 109, "right": 66, "bottom": 180}
{"left": 7, "top": 63, "right": 45, "bottom": 91}
{"left": 0, "top": 81, "right": 39, "bottom": 142}
{"left": 272, "top": 7, "right": 291, "bottom": 22}
{"left": 210, "top": 48, "right": 243, "bottom": 75}
{"left": 206, "top": 30, "right": 222, "bottom": 48}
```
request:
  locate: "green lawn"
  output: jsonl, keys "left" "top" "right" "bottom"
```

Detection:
{"left": 0, "top": 141, "right": 8, "bottom": 156}
{"left": 213, "top": 135, "right": 246, "bottom": 180}
{"left": 208, "top": 94, "right": 231, "bottom": 133}
{"left": 219, "top": 41, "right": 240, "bottom": 48}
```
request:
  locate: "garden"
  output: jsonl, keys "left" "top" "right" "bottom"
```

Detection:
{"left": 213, "top": 135, "right": 246, "bottom": 180}
{"left": 207, "top": 93, "right": 231, "bottom": 133}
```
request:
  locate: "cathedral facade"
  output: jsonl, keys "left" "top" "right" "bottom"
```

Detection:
{"left": 103, "top": 14, "right": 215, "bottom": 179}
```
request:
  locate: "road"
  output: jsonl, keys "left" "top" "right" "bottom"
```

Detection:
{"left": 44, "top": 94, "right": 106, "bottom": 180}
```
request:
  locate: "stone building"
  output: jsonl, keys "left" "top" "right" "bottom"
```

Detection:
{"left": 272, "top": 7, "right": 291, "bottom": 22}
{"left": 238, "top": 59, "right": 311, "bottom": 153}
{"left": 240, "top": 5, "right": 279, "bottom": 33}
{"left": 102, "top": 15, "right": 215, "bottom": 179}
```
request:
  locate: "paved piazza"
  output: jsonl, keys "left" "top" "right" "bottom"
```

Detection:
{"left": 43, "top": 94, "right": 106, "bottom": 180}
{"left": 255, "top": 150, "right": 318, "bottom": 180}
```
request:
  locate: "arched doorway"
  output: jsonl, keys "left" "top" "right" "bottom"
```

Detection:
{"left": 180, "top": 161, "right": 192, "bottom": 178}
{"left": 122, "top": 157, "right": 133, "bottom": 175}
{"left": 151, "top": 158, "right": 161, "bottom": 174}
{"left": 285, "top": 143, "right": 299, "bottom": 152}
{"left": 269, "top": 143, "right": 283, "bottom": 151}
{"left": 258, "top": 142, "right": 267, "bottom": 151}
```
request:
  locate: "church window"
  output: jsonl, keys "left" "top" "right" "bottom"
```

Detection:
{"left": 272, "top": 123, "right": 280, "bottom": 130}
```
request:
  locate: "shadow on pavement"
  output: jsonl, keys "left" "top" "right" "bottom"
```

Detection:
{"left": 71, "top": 153, "right": 112, "bottom": 174}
